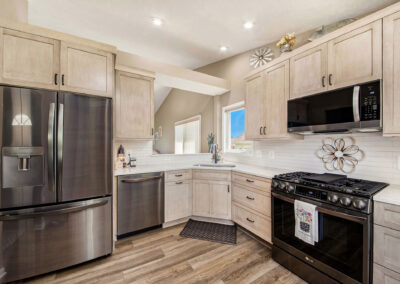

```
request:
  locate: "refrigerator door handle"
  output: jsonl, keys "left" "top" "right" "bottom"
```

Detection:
{"left": 0, "top": 198, "right": 108, "bottom": 221}
{"left": 57, "top": 103, "right": 64, "bottom": 195}
{"left": 48, "top": 103, "right": 56, "bottom": 192}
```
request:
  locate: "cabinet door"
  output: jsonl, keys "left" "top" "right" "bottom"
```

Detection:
{"left": 115, "top": 71, "right": 154, "bottom": 140}
{"left": 245, "top": 73, "right": 265, "bottom": 139}
{"left": 0, "top": 28, "right": 60, "bottom": 90}
{"left": 374, "top": 263, "right": 400, "bottom": 284}
{"left": 211, "top": 182, "right": 231, "bottom": 219}
{"left": 383, "top": 12, "right": 400, "bottom": 135}
{"left": 165, "top": 181, "right": 192, "bottom": 222}
{"left": 290, "top": 43, "right": 328, "bottom": 99}
{"left": 60, "top": 41, "right": 113, "bottom": 97}
{"left": 374, "top": 224, "right": 400, "bottom": 273}
{"left": 192, "top": 180, "right": 211, "bottom": 217}
{"left": 265, "top": 60, "right": 290, "bottom": 138}
{"left": 327, "top": 20, "right": 382, "bottom": 90}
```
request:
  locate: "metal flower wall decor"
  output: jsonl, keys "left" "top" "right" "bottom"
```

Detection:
{"left": 249, "top": 47, "right": 274, "bottom": 68}
{"left": 317, "top": 137, "right": 364, "bottom": 173}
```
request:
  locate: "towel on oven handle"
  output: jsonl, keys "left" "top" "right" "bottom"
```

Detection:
{"left": 294, "top": 199, "right": 319, "bottom": 245}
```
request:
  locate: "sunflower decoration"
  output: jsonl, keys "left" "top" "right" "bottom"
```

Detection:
{"left": 317, "top": 137, "right": 363, "bottom": 173}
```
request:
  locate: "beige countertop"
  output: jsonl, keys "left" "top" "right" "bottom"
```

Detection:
{"left": 373, "top": 184, "right": 400, "bottom": 206}
{"left": 114, "top": 162, "right": 288, "bottom": 179}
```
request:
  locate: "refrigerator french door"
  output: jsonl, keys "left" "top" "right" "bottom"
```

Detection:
{"left": 0, "top": 86, "right": 112, "bottom": 283}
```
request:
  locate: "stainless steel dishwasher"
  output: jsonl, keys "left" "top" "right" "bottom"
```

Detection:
{"left": 117, "top": 172, "right": 164, "bottom": 237}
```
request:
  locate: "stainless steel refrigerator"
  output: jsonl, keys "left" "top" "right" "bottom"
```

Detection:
{"left": 0, "top": 86, "right": 112, "bottom": 282}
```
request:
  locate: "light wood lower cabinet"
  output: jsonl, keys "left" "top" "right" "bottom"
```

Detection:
{"left": 165, "top": 180, "right": 192, "bottom": 223}
{"left": 60, "top": 41, "right": 113, "bottom": 97}
{"left": 232, "top": 203, "right": 271, "bottom": 243}
{"left": 192, "top": 180, "right": 231, "bottom": 219}
{"left": 115, "top": 71, "right": 154, "bottom": 140}
{"left": 0, "top": 28, "right": 60, "bottom": 90}
{"left": 374, "top": 263, "right": 400, "bottom": 284}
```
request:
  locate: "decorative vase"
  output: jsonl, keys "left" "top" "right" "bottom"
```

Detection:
{"left": 280, "top": 43, "right": 292, "bottom": 53}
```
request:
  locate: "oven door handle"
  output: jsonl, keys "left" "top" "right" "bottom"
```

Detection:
{"left": 272, "top": 192, "right": 367, "bottom": 224}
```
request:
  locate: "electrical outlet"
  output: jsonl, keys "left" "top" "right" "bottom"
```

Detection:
{"left": 268, "top": 150, "right": 275, "bottom": 160}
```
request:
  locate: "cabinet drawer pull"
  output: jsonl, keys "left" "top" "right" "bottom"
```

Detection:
{"left": 175, "top": 174, "right": 183, "bottom": 177}
{"left": 54, "top": 73, "right": 58, "bottom": 85}
{"left": 246, "top": 196, "right": 255, "bottom": 200}
{"left": 246, "top": 217, "right": 255, "bottom": 223}
{"left": 263, "top": 126, "right": 266, "bottom": 135}
{"left": 246, "top": 179, "right": 254, "bottom": 183}
{"left": 328, "top": 74, "right": 332, "bottom": 86}
{"left": 176, "top": 181, "right": 183, "bottom": 185}
{"left": 259, "top": 126, "right": 263, "bottom": 135}
{"left": 61, "top": 74, "right": 65, "bottom": 85}
{"left": 322, "top": 75, "right": 326, "bottom": 87}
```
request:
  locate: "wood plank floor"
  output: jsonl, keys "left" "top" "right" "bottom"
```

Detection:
{"left": 22, "top": 224, "right": 307, "bottom": 284}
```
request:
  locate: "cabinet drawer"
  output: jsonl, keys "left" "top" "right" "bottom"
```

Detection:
{"left": 374, "top": 224, "right": 400, "bottom": 273}
{"left": 232, "top": 185, "right": 270, "bottom": 217}
{"left": 193, "top": 170, "right": 231, "bottom": 181}
{"left": 165, "top": 170, "right": 192, "bottom": 182}
{"left": 374, "top": 202, "right": 400, "bottom": 231}
{"left": 374, "top": 263, "right": 400, "bottom": 284}
{"left": 232, "top": 202, "right": 271, "bottom": 243}
{"left": 232, "top": 172, "right": 271, "bottom": 194}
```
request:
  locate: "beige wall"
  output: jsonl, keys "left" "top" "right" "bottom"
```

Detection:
{"left": 0, "top": 0, "right": 28, "bottom": 22}
{"left": 154, "top": 89, "right": 214, "bottom": 154}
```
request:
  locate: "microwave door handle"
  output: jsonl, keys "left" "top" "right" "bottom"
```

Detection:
{"left": 353, "top": 86, "right": 360, "bottom": 122}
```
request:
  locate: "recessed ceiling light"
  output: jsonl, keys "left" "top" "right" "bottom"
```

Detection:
{"left": 220, "top": 46, "right": 228, "bottom": 52}
{"left": 244, "top": 21, "right": 254, "bottom": 29}
{"left": 152, "top": 18, "right": 163, "bottom": 26}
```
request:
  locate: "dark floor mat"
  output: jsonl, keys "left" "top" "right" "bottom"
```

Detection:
{"left": 180, "top": 219, "right": 237, "bottom": 245}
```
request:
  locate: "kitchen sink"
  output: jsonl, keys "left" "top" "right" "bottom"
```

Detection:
{"left": 193, "top": 163, "right": 236, "bottom": 168}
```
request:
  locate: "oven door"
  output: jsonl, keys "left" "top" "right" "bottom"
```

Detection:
{"left": 272, "top": 192, "right": 370, "bottom": 284}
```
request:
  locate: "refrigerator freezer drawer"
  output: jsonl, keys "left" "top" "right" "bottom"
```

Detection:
{"left": 0, "top": 196, "right": 112, "bottom": 282}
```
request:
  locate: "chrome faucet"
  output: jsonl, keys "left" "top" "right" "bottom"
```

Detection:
{"left": 212, "top": 144, "right": 219, "bottom": 164}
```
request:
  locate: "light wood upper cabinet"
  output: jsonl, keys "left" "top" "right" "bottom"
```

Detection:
{"left": 210, "top": 182, "right": 231, "bottom": 219}
{"left": 115, "top": 71, "right": 154, "bottom": 140}
{"left": 245, "top": 73, "right": 265, "bottom": 139}
{"left": 383, "top": 11, "right": 400, "bottom": 135}
{"left": 0, "top": 28, "right": 60, "bottom": 90}
{"left": 327, "top": 20, "right": 382, "bottom": 90}
{"left": 290, "top": 44, "right": 328, "bottom": 99}
{"left": 265, "top": 60, "right": 290, "bottom": 138}
{"left": 60, "top": 41, "right": 113, "bottom": 97}
{"left": 165, "top": 181, "right": 192, "bottom": 222}
{"left": 192, "top": 180, "right": 211, "bottom": 216}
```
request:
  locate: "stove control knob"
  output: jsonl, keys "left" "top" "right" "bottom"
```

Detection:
{"left": 279, "top": 182, "right": 286, "bottom": 190}
{"left": 287, "top": 184, "right": 295, "bottom": 193}
{"left": 328, "top": 194, "right": 339, "bottom": 203}
{"left": 272, "top": 180, "right": 279, "bottom": 188}
{"left": 352, "top": 199, "right": 367, "bottom": 210}
{"left": 340, "top": 197, "right": 352, "bottom": 207}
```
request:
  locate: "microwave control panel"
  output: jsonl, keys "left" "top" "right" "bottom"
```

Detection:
{"left": 360, "top": 82, "right": 380, "bottom": 121}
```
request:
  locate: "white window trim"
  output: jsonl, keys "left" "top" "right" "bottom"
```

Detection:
{"left": 174, "top": 115, "right": 201, "bottom": 154}
{"left": 222, "top": 101, "right": 252, "bottom": 153}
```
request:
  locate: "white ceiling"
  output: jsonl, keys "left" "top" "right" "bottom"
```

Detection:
{"left": 28, "top": 0, "right": 397, "bottom": 70}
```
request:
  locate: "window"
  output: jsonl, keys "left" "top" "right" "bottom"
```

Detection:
{"left": 175, "top": 115, "right": 201, "bottom": 154}
{"left": 223, "top": 102, "right": 253, "bottom": 153}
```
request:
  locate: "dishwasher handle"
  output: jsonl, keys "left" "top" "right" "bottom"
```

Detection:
{"left": 121, "top": 176, "right": 163, "bottom": 183}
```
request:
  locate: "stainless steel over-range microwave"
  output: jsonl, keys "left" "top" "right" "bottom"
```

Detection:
{"left": 287, "top": 80, "right": 381, "bottom": 134}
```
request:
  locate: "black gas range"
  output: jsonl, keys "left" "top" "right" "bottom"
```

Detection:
{"left": 272, "top": 172, "right": 388, "bottom": 214}
{"left": 271, "top": 172, "right": 388, "bottom": 284}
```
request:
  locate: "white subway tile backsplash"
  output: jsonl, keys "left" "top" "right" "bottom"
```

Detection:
{"left": 224, "top": 133, "right": 400, "bottom": 184}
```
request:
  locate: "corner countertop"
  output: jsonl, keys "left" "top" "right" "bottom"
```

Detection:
{"left": 114, "top": 162, "right": 289, "bottom": 180}
{"left": 373, "top": 184, "right": 400, "bottom": 206}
